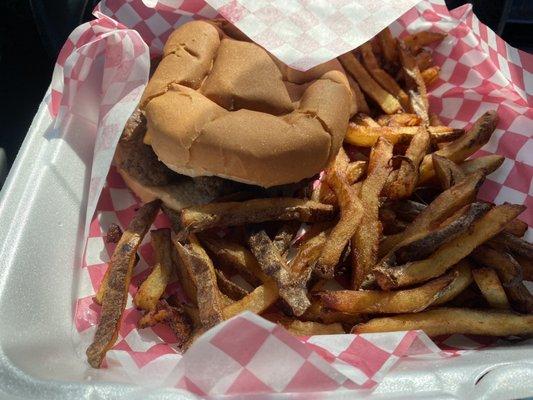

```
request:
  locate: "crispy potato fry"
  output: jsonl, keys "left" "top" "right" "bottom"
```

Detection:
{"left": 378, "top": 28, "right": 399, "bottom": 68}
{"left": 353, "top": 138, "right": 394, "bottom": 288}
{"left": 421, "top": 66, "right": 440, "bottom": 85}
{"left": 345, "top": 124, "right": 463, "bottom": 147}
{"left": 490, "top": 231, "right": 533, "bottom": 260}
{"left": 272, "top": 222, "right": 300, "bottom": 256}
{"left": 383, "top": 125, "right": 430, "bottom": 199}
{"left": 87, "top": 200, "right": 160, "bottom": 368}
{"left": 339, "top": 52, "right": 402, "bottom": 114}
{"left": 200, "top": 234, "right": 267, "bottom": 286}
{"left": 398, "top": 40, "right": 429, "bottom": 121}
{"left": 316, "top": 150, "right": 364, "bottom": 279}
{"left": 418, "top": 111, "right": 499, "bottom": 184}
{"left": 138, "top": 300, "right": 192, "bottom": 346}
{"left": 290, "top": 230, "right": 328, "bottom": 275}
{"left": 280, "top": 319, "right": 345, "bottom": 335}
{"left": 174, "top": 235, "right": 225, "bottom": 329}
{"left": 302, "top": 300, "right": 362, "bottom": 325}
{"left": 173, "top": 198, "right": 335, "bottom": 234}
{"left": 347, "top": 75, "right": 370, "bottom": 115}
{"left": 171, "top": 243, "right": 198, "bottom": 304}
{"left": 353, "top": 113, "right": 380, "bottom": 127}
{"left": 404, "top": 31, "right": 446, "bottom": 53}
{"left": 248, "top": 230, "right": 311, "bottom": 316}
{"left": 377, "top": 113, "right": 421, "bottom": 127}
{"left": 504, "top": 219, "right": 528, "bottom": 237}
{"left": 432, "top": 260, "right": 475, "bottom": 305}
{"left": 432, "top": 154, "right": 465, "bottom": 189}
{"left": 380, "top": 208, "right": 408, "bottom": 235}
{"left": 517, "top": 256, "right": 533, "bottom": 281}
{"left": 415, "top": 50, "right": 433, "bottom": 71}
{"left": 382, "top": 202, "right": 490, "bottom": 266}
{"left": 321, "top": 264, "right": 470, "bottom": 314}
{"left": 471, "top": 246, "right": 533, "bottom": 313}
{"left": 353, "top": 307, "right": 533, "bottom": 337}
{"left": 429, "top": 113, "right": 443, "bottom": 126}
{"left": 105, "top": 223, "right": 122, "bottom": 243}
{"left": 376, "top": 203, "right": 525, "bottom": 289}
{"left": 381, "top": 171, "right": 485, "bottom": 255}
{"left": 346, "top": 161, "right": 367, "bottom": 183}
{"left": 383, "top": 199, "right": 426, "bottom": 222}
{"left": 459, "top": 155, "right": 504, "bottom": 176}
{"left": 314, "top": 161, "right": 367, "bottom": 206}
{"left": 472, "top": 268, "right": 510, "bottom": 310}
{"left": 223, "top": 281, "right": 279, "bottom": 319}
{"left": 134, "top": 229, "right": 173, "bottom": 312}
{"left": 215, "top": 269, "right": 249, "bottom": 301}
{"left": 359, "top": 42, "right": 410, "bottom": 109}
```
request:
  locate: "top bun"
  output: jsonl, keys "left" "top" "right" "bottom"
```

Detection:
{"left": 141, "top": 20, "right": 353, "bottom": 187}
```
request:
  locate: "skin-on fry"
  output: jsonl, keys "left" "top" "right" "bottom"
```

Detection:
{"left": 87, "top": 200, "right": 161, "bottom": 368}
{"left": 247, "top": 230, "right": 311, "bottom": 316}
{"left": 138, "top": 300, "right": 192, "bottom": 347}
{"left": 280, "top": 319, "right": 345, "bottom": 336}
{"left": 517, "top": 256, "right": 533, "bottom": 281}
{"left": 383, "top": 125, "right": 430, "bottom": 199}
{"left": 398, "top": 40, "right": 429, "bottom": 122}
{"left": 272, "top": 222, "right": 300, "bottom": 256}
{"left": 353, "top": 113, "right": 380, "bottom": 127}
{"left": 339, "top": 52, "right": 402, "bottom": 114}
{"left": 290, "top": 230, "right": 328, "bottom": 275}
{"left": 346, "top": 161, "right": 367, "bottom": 183}
{"left": 415, "top": 50, "right": 433, "bottom": 71}
{"left": 459, "top": 155, "right": 504, "bottom": 177}
{"left": 171, "top": 243, "right": 197, "bottom": 304}
{"left": 432, "top": 154, "right": 465, "bottom": 189}
{"left": 353, "top": 308, "right": 533, "bottom": 337}
{"left": 378, "top": 28, "right": 399, "bottom": 69}
{"left": 302, "top": 300, "right": 361, "bottom": 325}
{"left": 429, "top": 113, "right": 443, "bottom": 126}
{"left": 173, "top": 198, "right": 335, "bottom": 234}
{"left": 470, "top": 246, "right": 533, "bottom": 313}
{"left": 215, "top": 269, "right": 249, "bottom": 301}
{"left": 352, "top": 137, "right": 394, "bottom": 288}
{"left": 316, "top": 149, "right": 364, "bottom": 279}
{"left": 489, "top": 231, "right": 533, "bottom": 260}
{"left": 199, "top": 234, "right": 267, "bottom": 286}
{"left": 347, "top": 75, "right": 370, "bottom": 115}
{"left": 134, "top": 229, "right": 173, "bottom": 312}
{"left": 404, "top": 31, "right": 446, "bottom": 53}
{"left": 320, "top": 263, "right": 471, "bottom": 314}
{"left": 504, "top": 219, "right": 528, "bottom": 237}
{"left": 174, "top": 234, "right": 225, "bottom": 329}
{"left": 377, "top": 113, "right": 421, "bottom": 127}
{"left": 376, "top": 203, "right": 525, "bottom": 289}
{"left": 421, "top": 66, "right": 440, "bottom": 85}
{"left": 223, "top": 281, "right": 279, "bottom": 319}
{"left": 359, "top": 41, "right": 410, "bottom": 110}
{"left": 105, "top": 223, "right": 122, "bottom": 243}
{"left": 418, "top": 110, "right": 499, "bottom": 184}
{"left": 472, "top": 268, "right": 510, "bottom": 310}
{"left": 345, "top": 124, "right": 463, "bottom": 147}
{"left": 381, "top": 171, "right": 485, "bottom": 255}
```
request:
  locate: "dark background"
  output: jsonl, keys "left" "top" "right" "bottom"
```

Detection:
{"left": 0, "top": 0, "right": 531, "bottom": 175}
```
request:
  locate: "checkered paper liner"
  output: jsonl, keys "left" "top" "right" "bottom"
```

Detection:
{"left": 31, "top": 0, "right": 530, "bottom": 396}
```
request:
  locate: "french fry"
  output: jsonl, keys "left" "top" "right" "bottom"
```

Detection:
{"left": 421, "top": 66, "right": 440, "bottom": 85}
{"left": 432, "top": 154, "right": 465, "bottom": 189}
{"left": 272, "top": 222, "right": 300, "bottom": 256}
{"left": 199, "top": 234, "right": 267, "bottom": 286}
{"left": 280, "top": 319, "right": 345, "bottom": 336}
{"left": 415, "top": 50, "right": 433, "bottom": 71}
{"left": 383, "top": 199, "right": 426, "bottom": 222}
{"left": 339, "top": 52, "right": 402, "bottom": 114}
{"left": 248, "top": 230, "right": 311, "bottom": 316}
{"left": 471, "top": 246, "right": 533, "bottom": 313}
{"left": 173, "top": 198, "right": 335, "bottom": 234}
{"left": 353, "top": 308, "right": 533, "bottom": 337}
{"left": 302, "top": 300, "right": 362, "bottom": 325}
{"left": 347, "top": 75, "right": 371, "bottom": 114}
{"left": 377, "top": 113, "right": 421, "bottom": 127}
{"left": 215, "top": 269, "right": 249, "bottom": 301}
{"left": 138, "top": 300, "right": 192, "bottom": 346}
{"left": 432, "top": 260, "right": 475, "bottom": 305}
{"left": 352, "top": 137, "right": 394, "bottom": 288}
{"left": 459, "top": 155, "right": 504, "bottom": 177}
{"left": 504, "top": 219, "right": 528, "bottom": 237}
{"left": 517, "top": 256, "right": 533, "bottom": 281}
{"left": 174, "top": 234, "right": 225, "bottom": 329}
{"left": 223, "top": 281, "right": 279, "bottom": 319}
{"left": 381, "top": 171, "right": 485, "bottom": 255}
{"left": 345, "top": 124, "right": 463, "bottom": 147}
{"left": 383, "top": 125, "right": 430, "bottom": 199}
{"left": 320, "top": 263, "right": 471, "bottom": 314}
{"left": 376, "top": 203, "right": 525, "bottom": 289}
{"left": 489, "top": 231, "right": 533, "bottom": 260}
{"left": 346, "top": 161, "right": 367, "bottom": 183}
{"left": 353, "top": 113, "right": 380, "bottom": 127}
{"left": 290, "top": 230, "right": 328, "bottom": 275}
{"left": 472, "top": 268, "right": 510, "bottom": 310}
{"left": 429, "top": 113, "right": 443, "bottom": 126}
{"left": 316, "top": 150, "right": 364, "bottom": 279}
{"left": 105, "top": 223, "right": 122, "bottom": 243}
{"left": 87, "top": 200, "right": 161, "bottom": 368}
{"left": 378, "top": 28, "right": 399, "bottom": 68}
{"left": 171, "top": 243, "right": 197, "bottom": 304}
{"left": 359, "top": 41, "right": 410, "bottom": 110}
{"left": 418, "top": 111, "right": 499, "bottom": 184}
{"left": 398, "top": 40, "right": 429, "bottom": 121}
{"left": 404, "top": 31, "right": 446, "bottom": 53}
{"left": 134, "top": 229, "right": 173, "bottom": 312}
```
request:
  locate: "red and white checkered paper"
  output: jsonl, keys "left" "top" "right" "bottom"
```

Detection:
{"left": 37, "top": 0, "right": 530, "bottom": 396}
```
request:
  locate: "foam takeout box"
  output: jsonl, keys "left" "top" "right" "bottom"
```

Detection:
{"left": 0, "top": 0, "right": 532, "bottom": 398}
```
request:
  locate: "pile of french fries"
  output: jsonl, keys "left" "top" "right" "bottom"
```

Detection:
{"left": 86, "top": 28, "right": 533, "bottom": 368}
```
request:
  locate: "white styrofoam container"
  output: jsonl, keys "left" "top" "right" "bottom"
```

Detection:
{"left": 1, "top": 98, "right": 533, "bottom": 400}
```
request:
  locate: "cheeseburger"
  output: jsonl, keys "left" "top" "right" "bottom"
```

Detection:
{"left": 115, "top": 20, "right": 355, "bottom": 210}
